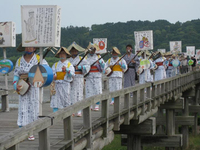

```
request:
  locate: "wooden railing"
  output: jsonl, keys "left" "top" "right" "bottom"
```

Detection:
{"left": 0, "top": 70, "right": 200, "bottom": 150}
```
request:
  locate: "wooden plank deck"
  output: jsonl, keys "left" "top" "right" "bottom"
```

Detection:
{"left": 0, "top": 100, "right": 119, "bottom": 150}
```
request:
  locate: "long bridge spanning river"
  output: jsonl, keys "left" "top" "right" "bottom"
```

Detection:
{"left": 0, "top": 70, "right": 200, "bottom": 150}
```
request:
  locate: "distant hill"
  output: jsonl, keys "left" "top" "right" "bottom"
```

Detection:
{"left": 1, "top": 19, "right": 200, "bottom": 66}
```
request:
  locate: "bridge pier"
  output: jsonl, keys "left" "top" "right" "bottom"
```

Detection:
{"left": 127, "top": 134, "right": 142, "bottom": 150}
{"left": 166, "top": 109, "right": 175, "bottom": 150}
{"left": 117, "top": 117, "right": 156, "bottom": 150}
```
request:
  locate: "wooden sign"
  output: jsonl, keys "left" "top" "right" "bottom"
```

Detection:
{"left": 186, "top": 46, "right": 195, "bottom": 57}
{"left": 0, "top": 22, "right": 16, "bottom": 47}
{"left": 93, "top": 38, "right": 107, "bottom": 54}
{"left": 196, "top": 49, "right": 200, "bottom": 59}
{"left": 21, "top": 5, "right": 61, "bottom": 47}
{"left": 134, "top": 30, "right": 153, "bottom": 51}
{"left": 169, "top": 41, "right": 182, "bottom": 53}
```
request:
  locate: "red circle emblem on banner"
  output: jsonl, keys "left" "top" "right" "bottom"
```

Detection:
{"left": 99, "top": 41, "right": 105, "bottom": 50}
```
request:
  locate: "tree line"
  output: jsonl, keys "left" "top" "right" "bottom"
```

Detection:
{"left": 1, "top": 19, "right": 200, "bottom": 67}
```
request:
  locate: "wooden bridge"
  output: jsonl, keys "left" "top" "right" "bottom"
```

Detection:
{"left": 1, "top": 70, "right": 200, "bottom": 150}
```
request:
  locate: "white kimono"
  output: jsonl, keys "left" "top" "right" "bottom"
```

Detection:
{"left": 85, "top": 54, "right": 105, "bottom": 98}
{"left": 51, "top": 60, "right": 75, "bottom": 109}
{"left": 104, "top": 57, "right": 127, "bottom": 92}
{"left": 69, "top": 55, "right": 90, "bottom": 104}
{"left": 154, "top": 57, "right": 166, "bottom": 81}
{"left": 14, "top": 54, "right": 48, "bottom": 127}
{"left": 139, "top": 58, "right": 154, "bottom": 84}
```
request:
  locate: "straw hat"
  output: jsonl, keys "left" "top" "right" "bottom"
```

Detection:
{"left": 164, "top": 51, "right": 173, "bottom": 57}
{"left": 55, "top": 47, "right": 71, "bottom": 58}
{"left": 17, "top": 43, "right": 38, "bottom": 52}
{"left": 87, "top": 42, "right": 99, "bottom": 51}
{"left": 112, "top": 47, "right": 121, "bottom": 55}
{"left": 67, "top": 41, "right": 86, "bottom": 52}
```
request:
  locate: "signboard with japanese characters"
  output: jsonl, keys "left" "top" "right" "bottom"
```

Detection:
{"left": 134, "top": 30, "right": 153, "bottom": 50}
{"left": 93, "top": 38, "right": 107, "bottom": 54}
{"left": 0, "top": 22, "right": 16, "bottom": 47}
{"left": 186, "top": 46, "right": 195, "bottom": 57}
{"left": 196, "top": 49, "right": 200, "bottom": 59}
{"left": 21, "top": 5, "right": 61, "bottom": 47}
{"left": 169, "top": 41, "right": 182, "bottom": 54}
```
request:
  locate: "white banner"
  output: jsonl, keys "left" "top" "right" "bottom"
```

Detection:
{"left": 0, "top": 22, "right": 16, "bottom": 47}
{"left": 169, "top": 41, "right": 182, "bottom": 53}
{"left": 93, "top": 38, "right": 107, "bottom": 54}
{"left": 196, "top": 49, "right": 200, "bottom": 59}
{"left": 21, "top": 5, "right": 61, "bottom": 47}
{"left": 186, "top": 46, "right": 195, "bottom": 56}
{"left": 134, "top": 30, "right": 153, "bottom": 51}
{"left": 158, "top": 49, "right": 166, "bottom": 53}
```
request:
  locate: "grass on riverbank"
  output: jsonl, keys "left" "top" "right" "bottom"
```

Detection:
{"left": 102, "top": 134, "right": 200, "bottom": 150}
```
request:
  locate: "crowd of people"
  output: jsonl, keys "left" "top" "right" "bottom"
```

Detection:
{"left": 12, "top": 42, "right": 198, "bottom": 140}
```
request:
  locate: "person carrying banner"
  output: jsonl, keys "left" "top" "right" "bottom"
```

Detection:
{"left": 13, "top": 44, "right": 48, "bottom": 141}
{"left": 104, "top": 47, "right": 127, "bottom": 105}
{"left": 50, "top": 47, "right": 75, "bottom": 112}
{"left": 85, "top": 42, "right": 105, "bottom": 111}
{"left": 123, "top": 44, "right": 139, "bottom": 90}
{"left": 68, "top": 42, "right": 90, "bottom": 117}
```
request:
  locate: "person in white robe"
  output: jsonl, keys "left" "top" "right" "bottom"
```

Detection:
{"left": 164, "top": 52, "right": 174, "bottom": 78}
{"left": 13, "top": 44, "right": 48, "bottom": 141}
{"left": 51, "top": 47, "right": 75, "bottom": 112}
{"left": 85, "top": 43, "right": 105, "bottom": 111}
{"left": 104, "top": 47, "right": 127, "bottom": 105}
{"left": 138, "top": 51, "right": 154, "bottom": 84}
{"left": 154, "top": 52, "right": 166, "bottom": 81}
{"left": 68, "top": 42, "right": 90, "bottom": 117}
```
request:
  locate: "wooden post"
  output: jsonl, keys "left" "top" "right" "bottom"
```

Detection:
{"left": 124, "top": 93, "right": 130, "bottom": 125}
{"left": 1, "top": 48, "right": 9, "bottom": 112}
{"left": 127, "top": 134, "right": 142, "bottom": 150}
{"left": 157, "top": 108, "right": 165, "bottom": 135}
{"left": 83, "top": 106, "right": 92, "bottom": 149}
{"left": 39, "top": 47, "right": 43, "bottom": 115}
{"left": 166, "top": 109, "right": 175, "bottom": 150}
{"left": 7, "top": 145, "right": 19, "bottom": 150}
{"left": 193, "top": 87, "right": 200, "bottom": 136}
{"left": 39, "top": 128, "right": 50, "bottom": 150}
{"left": 63, "top": 116, "right": 74, "bottom": 149}
{"left": 182, "top": 97, "right": 189, "bottom": 149}
{"left": 101, "top": 99, "right": 109, "bottom": 137}
{"left": 114, "top": 96, "right": 120, "bottom": 131}
{"left": 140, "top": 89, "right": 145, "bottom": 115}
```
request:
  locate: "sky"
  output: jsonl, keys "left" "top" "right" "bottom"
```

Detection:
{"left": 1, "top": 0, "right": 200, "bottom": 34}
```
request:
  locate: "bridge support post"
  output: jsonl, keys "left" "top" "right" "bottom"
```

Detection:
{"left": 181, "top": 97, "right": 189, "bottom": 149}
{"left": 127, "top": 134, "right": 142, "bottom": 150}
{"left": 166, "top": 109, "right": 175, "bottom": 150}
{"left": 192, "top": 87, "right": 200, "bottom": 136}
{"left": 157, "top": 108, "right": 165, "bottom": 135}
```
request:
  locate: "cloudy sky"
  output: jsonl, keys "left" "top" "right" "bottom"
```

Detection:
{"left": 1, "top": 0, "right": 200, "bottom": 33}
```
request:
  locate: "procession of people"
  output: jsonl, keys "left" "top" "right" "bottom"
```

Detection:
{"left": 12, "top": 41, "right": 197, "bottom": 140}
